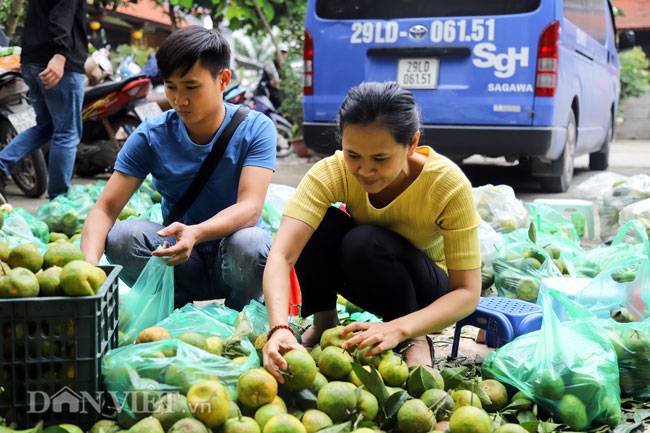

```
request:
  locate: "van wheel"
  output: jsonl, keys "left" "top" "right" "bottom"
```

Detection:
{"left": 540, "top": 110, "right": 576, "bottom": 193}
{"left": 589, "top": 112, "right": 612, "bottom": 171}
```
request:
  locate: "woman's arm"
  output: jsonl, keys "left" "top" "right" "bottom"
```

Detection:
{"left": 393, "top": 268, "right": 481, "bottom": 338}
{"left": 342, "top": 268, "right": 481, "bottom": 354}
{"left": 262, "top": 216, "right": 315, "bottom": 380}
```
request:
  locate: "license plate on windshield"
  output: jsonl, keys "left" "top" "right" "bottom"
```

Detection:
{"left": 397, "top": 58, "right": 439, "bottom": 89}
{"left": 8, "top": 108, "right": 36, "bottom": 134}
{"left": 134, "top": 102, "right": 163, "bottom": 120}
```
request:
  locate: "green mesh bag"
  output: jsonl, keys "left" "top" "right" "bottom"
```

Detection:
{"left": 483, "top": 290, "right": 622, "bottom": 430}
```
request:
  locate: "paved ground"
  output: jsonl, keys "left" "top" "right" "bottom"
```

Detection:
{"left": 5, "top": 138, "right": 649, "bottom": 214}
{"left": 617, "top": 92, "right": 650, "bottom": 140}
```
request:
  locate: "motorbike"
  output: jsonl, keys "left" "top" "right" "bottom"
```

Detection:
{"left": 225, "top": 80, "right": 294, "bottom": 158}
{"left": 0, "top": 69, "right": 48, "bottom": 197}
{"left": 73, "top": 74, "right": 161, "bottom": 177}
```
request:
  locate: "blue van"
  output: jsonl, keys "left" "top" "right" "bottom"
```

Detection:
{"left": 302, "top": 0, "right": 633, "bottom": 192}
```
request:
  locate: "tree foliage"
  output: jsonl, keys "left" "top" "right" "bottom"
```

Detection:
{"left": 620, "top": 47, "right": 650, "bottom": 101}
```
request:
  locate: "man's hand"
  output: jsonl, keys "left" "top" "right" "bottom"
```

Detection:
{"left": 152, "top": 222, "right": 199, "bottom": 266}
{"left": 39, "top": 54, "right": 66, "bottom": 90}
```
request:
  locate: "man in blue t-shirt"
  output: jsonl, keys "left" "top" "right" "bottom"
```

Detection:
{"left": 81, "top": 26, "right": 276, "bottom": 310}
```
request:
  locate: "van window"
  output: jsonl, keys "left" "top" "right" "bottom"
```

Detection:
{"left": 564, "top": 0, "right": 606, "bottom": 43}
{"left": 316, "top": 0, "right": 541, "bottom": 20}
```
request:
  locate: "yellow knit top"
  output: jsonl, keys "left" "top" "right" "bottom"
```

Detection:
{"left": 283, "top": 146, "right": 481, "bottom": 271}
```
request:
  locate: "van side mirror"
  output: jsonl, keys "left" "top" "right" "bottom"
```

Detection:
{"left": 617, "top": 30, "right": 636, "bottom": 51}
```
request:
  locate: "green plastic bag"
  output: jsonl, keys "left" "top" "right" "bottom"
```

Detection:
{"left": 262, "top": 183, "right": 296, "bottom": 234}
{"left": 0, "top": 210, "right": 47, "bottom": 252}
{"left": 504, "top": 227, "right": 583, "bottom": 277}
{"left": 239, "top": 300, "right": 270, "bottom": 341}
{"left": 36, "top": 195, "right": 95, "bottom": 236}
{"left": 483, "top": 290, "right": 622, "bottom": 430}
{"left": 133, "top": 203, "right": 163, "bottom": 224}
{"left": 102, "top": 338, "right": 257, "bottom": 418}
{"left": 574, "top": 256, "right": 650, "bottom": 321}
{"left": 118, "top": 256, "right": 174, "bottom": 346}
{"left": 156, "top": 304, "right": 260, "bottom": 362}
{"left": 493, "top": 240, "right": 562, "bottom": 302}
{"left": 599, "top": 319, "right": 650, "bottom": 398}
{"left": 104, "top": 304, "right": 260, "bottom": 416}
{"left": 551, "top": 294, "right": 650, "bottom": 398}
{"left": 574, "top": 220, "right": 649, "bottom": 278}
{"left": 12, "top": 208, "right": 49, "bottom": 244}
{"left": 525, "top": 202, "right": 581, "bottom": 243}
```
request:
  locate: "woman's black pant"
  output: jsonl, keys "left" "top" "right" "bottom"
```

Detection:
{"left": 295, "top": 207, "right": 450, "bottom": 320}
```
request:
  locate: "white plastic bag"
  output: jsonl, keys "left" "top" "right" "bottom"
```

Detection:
{"left": 473, "top": 184, "right": 528, "bottom": 233}
{"left": 620, "top": 198, "right": 650, "bottom": 233}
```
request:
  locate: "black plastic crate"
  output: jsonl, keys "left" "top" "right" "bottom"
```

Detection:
{"left": 0, "top": 356, "right": 110, "bottom": 429}
{"left": 0, "top": 265, "right": 121, "bottom": 428}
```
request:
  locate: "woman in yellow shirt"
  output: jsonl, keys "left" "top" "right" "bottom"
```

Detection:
{"left": 263, "top": 82, "right": 481, "bottom": 379}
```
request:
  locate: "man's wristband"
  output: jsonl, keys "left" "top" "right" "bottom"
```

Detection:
{"left": 268, "top": 324, "right": 295, "bottom": 340}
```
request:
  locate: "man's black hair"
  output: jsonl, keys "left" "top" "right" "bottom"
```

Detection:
{"left": 156, "top": 26, "right": 231, "bottom": 79}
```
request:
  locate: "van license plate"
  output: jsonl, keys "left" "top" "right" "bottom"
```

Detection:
{"left": 397, "top": 58, "right": 439, "bottom": 89}
{"left": 8, "top": 108, "right": 36, "bottom": 134}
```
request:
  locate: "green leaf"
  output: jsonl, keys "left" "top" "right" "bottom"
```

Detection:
{"left": 500, "top": 398, "right": 534, "bottom": 414}
{"left": 517, "top": 411, "right": 537, "bottom": 423}
{"left": 42, "top": 428, "right": 68, "bottom": 433}
{"left": 440, "top": 367, "right": 468, "bottom": 390}
{"left": 520, "top": 421, "right": 539, "bottom": 433}
{"left": 317, "top": 421, "right": 352, "bottom": 433}
{"left": 517, "top": 411, "right": 539, "bottom": 433}
{"left": 351, "top": 362, "right": 389, "bottom": 406}
{"left": 538, "top": 421, "right": 561, "bottom": 433}
{"left": 410, "top": 366, "right": 437, "bottom": 395}
{"left": 261, "top": 0, "right": 275, "bottom": 21}
{"left": 384, "top": 390, "right": 409, "bottom": 420}
{"left": 528, "top": 222, "right": 537, "bottom": 245}
{"left": 225, "top": 4, "right": 257, "bottom": 21}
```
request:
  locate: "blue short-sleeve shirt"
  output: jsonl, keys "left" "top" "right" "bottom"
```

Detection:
{"left": 114, "top": 103, "right": 276, "bottom": 227}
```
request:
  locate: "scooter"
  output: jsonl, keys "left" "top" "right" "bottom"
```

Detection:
{"left": 225, "top": 81, "right": 294, "bottom": 158}
{"left": 74, "top": 74, "right": 161, "bottom": 177}
{"left": 0, "top": 69, "right": 47, "bottom": 197}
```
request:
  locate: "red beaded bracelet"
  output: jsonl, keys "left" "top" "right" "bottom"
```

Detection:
{"left": 268, "top": 324, "right": 295, "bottom": 339}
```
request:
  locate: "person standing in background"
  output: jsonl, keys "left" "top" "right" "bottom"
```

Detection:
{"left": 0, "top": 0, "right": 87, "bottom": 198}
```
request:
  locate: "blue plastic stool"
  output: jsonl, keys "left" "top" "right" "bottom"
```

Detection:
{"left": 450, "top": 297, "right": 543, "bottom": 358}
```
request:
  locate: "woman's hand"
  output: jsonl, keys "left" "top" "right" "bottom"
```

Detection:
{"left": 152, "top": 222, "right": 199, "bottom": 266}
{"left": 341, "top": 321, "right": 407, "bottom": 355}
{"left": 263, "top": 328, "right": 305, "bottom": 383}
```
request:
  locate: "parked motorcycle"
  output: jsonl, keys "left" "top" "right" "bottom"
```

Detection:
{"left": 0, "top": 69, "right": 47, "bottom": 197}
{"left": 74, "top": 74, "right": 161, "bottom": 177}
{"left": 225, "top": 80, "right": 294, "bottom": 158}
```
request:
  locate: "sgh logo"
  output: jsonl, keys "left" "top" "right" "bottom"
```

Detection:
{"left": 472, "top": 42, "right": 530, "bottom": 79}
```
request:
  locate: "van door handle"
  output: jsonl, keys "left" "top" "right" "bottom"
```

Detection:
{"left": 575, "top": 49, "right": 594, "bottom": 61}
{"left": 367, "top": 47, "right": 471, "bottom": 57}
